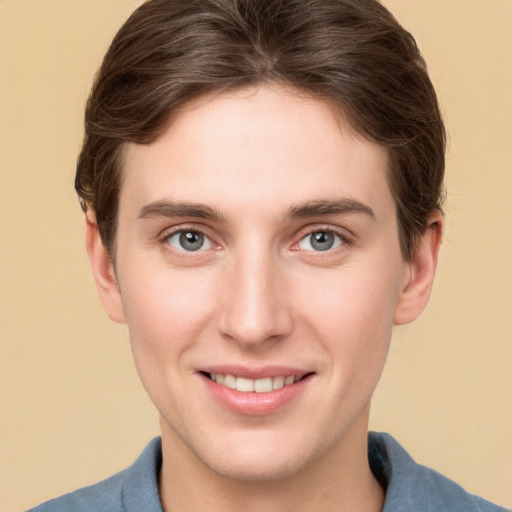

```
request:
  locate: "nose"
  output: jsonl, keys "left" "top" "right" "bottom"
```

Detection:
{"left": 217, "top": 249, "right": 293, "bottom": 348}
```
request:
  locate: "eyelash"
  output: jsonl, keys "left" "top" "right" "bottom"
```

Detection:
{"left": 293, "top": 227, "right": 349, "bottom": 253}
{"left": 160, "top": 226, "right": 217, "bottom": 257}
{"left": 159, "top": 225, "right": 350, "bottom": 256}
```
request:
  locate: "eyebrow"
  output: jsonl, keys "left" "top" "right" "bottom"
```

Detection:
{"left": 137, "top": 200, "right": 225, "bottom": 222}
{"left": 286, "top": 199, "right": 375, "bottom": 220}
{"left": 137, "top": 198, "right": 374, "bottom": 223}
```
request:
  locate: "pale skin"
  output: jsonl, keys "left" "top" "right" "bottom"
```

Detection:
{"left": 86, "top": 85, "right": 442, "bottom": 512}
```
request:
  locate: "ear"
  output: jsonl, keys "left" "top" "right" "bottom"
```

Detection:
{"left": 394, "top": 211, "right": 443, "bottom": 325}
{"left": 85, "top": 211, "right": 126, "bottom": 324}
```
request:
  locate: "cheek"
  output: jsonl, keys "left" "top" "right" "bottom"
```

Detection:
{"left": 118, "top": 268, "right": 217, "bottom": 367}
{"left": 295, "top": 261, "right": 402, "bottom": 369}
{"left": 298, "top": 259, "right": 400, "bottom": 324}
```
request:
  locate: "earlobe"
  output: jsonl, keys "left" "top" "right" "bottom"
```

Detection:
{"left": 85, "top": 211, "right": 126, "bottom": 324}
{"left": 394, "top": 211, "right": 443, "bottom": 325}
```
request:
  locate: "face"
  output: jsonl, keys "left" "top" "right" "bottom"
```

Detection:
{"left": 90, "top": 85, "right": 435, "bottom": 482}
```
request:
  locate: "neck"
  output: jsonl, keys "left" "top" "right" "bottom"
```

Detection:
{"left": 158, "top": 412, "right": 385, "bottom": 512}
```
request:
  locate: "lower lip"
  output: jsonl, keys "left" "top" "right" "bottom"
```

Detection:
{"left": 201, "top": 374, "right": 312, "bottom": 416}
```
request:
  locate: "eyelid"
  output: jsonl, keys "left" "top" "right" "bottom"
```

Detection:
{"left": 157, "top": 222, "right": 352, "bottom": 254}
{"left": 291, "top": 224, "right": 352, "bottom": 251}
{"left": 159, "top": 224, "right": 220, "bottom": 253}
{"left": 299, "top": 231, "right": 343, "bottom": 251}
{"left": 167, "top": 230, "right": 213, "bottom": 251}
{"left": 159, "top": 222, "right": 212, "bottom": 239}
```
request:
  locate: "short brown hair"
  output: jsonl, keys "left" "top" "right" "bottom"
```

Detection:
{"left": 76, "top": 0, "right": 445, "bottom": 260}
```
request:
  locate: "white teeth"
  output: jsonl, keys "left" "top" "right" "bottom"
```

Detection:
{"left": 210, "top": 373, "right": 300, "bottom": 393}
{"left": 254, "top": 377, "right": 273, "bottom": 393}
{"left": 235, "top": 377, "right": 254, "bottom": 392}
{"left": 272, "top": 376, "right": 285, "bottom": 390}
{"left": 223, "top": 374, "right": 236, "bottom": 389}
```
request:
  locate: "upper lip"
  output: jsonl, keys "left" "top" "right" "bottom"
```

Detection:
{"left": 198, "top": 365, "right": 313, "bottom": 380}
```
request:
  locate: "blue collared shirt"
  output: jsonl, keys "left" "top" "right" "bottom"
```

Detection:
{"left": 28, "top": 432, "right": 509, "bottom": 511}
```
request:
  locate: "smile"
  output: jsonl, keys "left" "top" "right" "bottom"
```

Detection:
{"left": 207, "top": 373, "right": 302, "bottom": 393}
{"left": 201, "top": 369, "right": 314, "bottom": 415}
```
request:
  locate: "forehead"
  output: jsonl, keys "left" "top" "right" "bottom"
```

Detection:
{"left": 120, "top": 85, "right": 393, "bottom": 220}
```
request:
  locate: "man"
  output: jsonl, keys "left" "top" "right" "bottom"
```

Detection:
{"left": 30, "top": 0, "right": 507, "bottom": 510}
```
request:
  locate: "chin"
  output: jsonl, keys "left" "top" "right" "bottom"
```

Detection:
{"left": 206, "top": 450, "right": 307, "bottom": 483}
{"left": 193, "top": 429, "right": 325, "bottom": 483}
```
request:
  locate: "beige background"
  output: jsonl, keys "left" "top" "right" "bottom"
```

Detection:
{"left": 1, "top": 0, "right": 511, "bottom": 510}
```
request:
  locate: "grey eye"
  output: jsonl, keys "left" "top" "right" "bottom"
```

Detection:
{"left": 298, "top": 231, "right": 343, "bottom": 251}
{"left": 167, "top": 230, "right": 212, "bottom": 251}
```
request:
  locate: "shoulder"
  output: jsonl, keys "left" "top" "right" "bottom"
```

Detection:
{"left": 369, "top": 432, "right": 509, "bottom": 512}
{"left": 27, "top": 437, "right": 163, "bottom": 512}
{"left": 27, "top": 471, "right": 126, "bottom": 512}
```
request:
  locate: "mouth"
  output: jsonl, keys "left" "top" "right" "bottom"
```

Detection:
{"left": 199, "top": 368, "right": 315, "bottom": 415}
{"left": 201, "top": 371, "right": 312, "bottom": 393}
